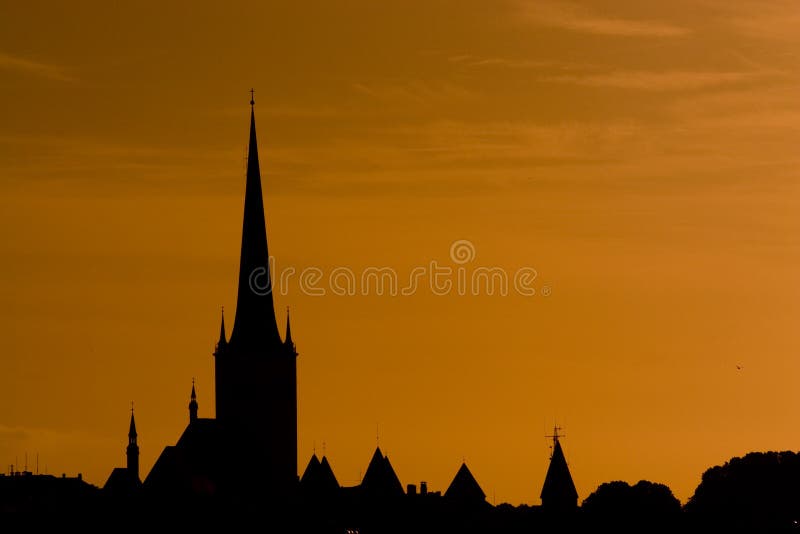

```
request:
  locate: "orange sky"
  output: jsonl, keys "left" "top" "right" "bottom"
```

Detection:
{"left": 1, "top": 0, "right": 799, "bottom": 505}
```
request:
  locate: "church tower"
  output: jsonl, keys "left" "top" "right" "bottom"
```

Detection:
{"left": 127, "top": 407, "right": 140, "bottom": 482}
{"left": 214, "top": 93, "right": 298, "bottom": 497}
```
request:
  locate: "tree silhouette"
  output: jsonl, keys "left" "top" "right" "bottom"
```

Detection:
{"left": 582, "top": 480, "right": 681, "bottom": 532}
{"left": 686, "top": 451, "right": 800, "bottom": 531}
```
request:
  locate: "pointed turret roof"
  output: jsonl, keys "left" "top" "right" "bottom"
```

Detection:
{"left": 190, "top": 380, "right": 197, "bottom": 401}
{"left": 361, "top": 447, "right": 404, "bottom": 497}
{"left": 300, "top": 453, "right": 339, "bottom": 495}
{"left": 300, "top": 453, "right": 321, "bottom": 484}
{"left": 540, "top": 435, "right": 578, "bottom": 509}
{"left": 445, "top": 462, "right": 486, "bottom": 502}
{"left": 319, "top": 456, "right": 339, "bottom": 490}
{"left": 228, "top": 93, "right": 282, "bottom": 352}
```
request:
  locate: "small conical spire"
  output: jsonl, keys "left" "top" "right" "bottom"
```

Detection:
{"left": 189, "top": 378, "right": 198, "bottom": 423}
{"left": 128, "top": 403, "right": 137, "bottom": 440}
{"left": 284, "top": 306, "right": 297, "bottom": 354}
{"left": 218, "top": 307, "right": 227, "bottom": 344}
{"left": 214, "top": 307, "right": 227, "bottom": 356}
{"left": 126, "top": 404, "right": 140, "bottom": 482}
{"left": 541, "top": 426, "right": 578, "bottom": 510}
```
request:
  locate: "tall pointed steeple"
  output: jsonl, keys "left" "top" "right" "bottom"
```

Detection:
{"left": 127, "top": 405, "right": 140, "bottom": 481}
{"left": 212, "top": 93, "right": 299, "bottom": 497}
{"left": 228, "top": 90, "right": 282, "bottom": 351}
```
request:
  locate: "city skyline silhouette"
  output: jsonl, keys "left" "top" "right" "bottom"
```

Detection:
{"left": 1, "top": 0, "right": 799, "bottom": 511}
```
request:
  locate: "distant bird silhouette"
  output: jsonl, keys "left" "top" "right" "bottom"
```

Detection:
{"left": 736, "top": 365, "right": 743, "bottom": 371}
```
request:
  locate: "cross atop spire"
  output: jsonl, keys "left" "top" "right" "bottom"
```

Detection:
{"left": 250, "top": 88, "right": 255, "bottom": 107}
{"left": 546, "top": 425, "right": 564, "bottom": 447}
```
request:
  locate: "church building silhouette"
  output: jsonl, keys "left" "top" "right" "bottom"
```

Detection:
{"left": 103, "top": 95, "right": 578, "bottom": 521}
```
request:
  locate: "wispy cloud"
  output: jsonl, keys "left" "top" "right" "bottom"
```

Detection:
{"left": 545, "top": 69, "right": 768, "bottom": 91}
{"left": 448, "top": 54, "right": 559, "bottom": 70}
{"left": 701, "top": 0, "right": 800, "bottom": 43}
{"left": 518, "top": 1, "right": 689, "bottom": 37}
{"left": 351, "top": 79, "right": 473, "bottom": 103}
{"left": 0, "top": 52, "right": 74, "bottom": 82}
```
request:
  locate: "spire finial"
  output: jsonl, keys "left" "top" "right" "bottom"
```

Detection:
{"left": 131, "top": 401, "right": 134, "bottom": 415}
{"left": 250, "top": 88, "right": 255, "bottom": 107}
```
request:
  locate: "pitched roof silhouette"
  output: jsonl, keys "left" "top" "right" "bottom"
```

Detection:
{"left": 103, "top": 467, "right": 141, "bottom": 495}
{"left": 300, "top": 453, "right": 321, "bottom": 484}
{"left": 144, "top": 419, "right": 226, "bottom": 497}
{"left": 319, "top": 456, "right": 339, "bottom": 490}
{"left": 540, "top": 438, "right": 578, "bottom": 509}
{"left": 300, "top": 453, "right": 339, "bottom": 496}
{"left": 444, "top": 462, "right": 486, "bottom": 503}
{"left": 360, "top": 447, "right": 403, "bottom": 497}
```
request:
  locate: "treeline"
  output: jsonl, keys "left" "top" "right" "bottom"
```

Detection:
{"left": 577, "top": 450, "right": 800, "bottom": 532}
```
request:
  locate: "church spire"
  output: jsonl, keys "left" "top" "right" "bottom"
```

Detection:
{"left": 228, "top": 89, "right": 282, "bottom": 352}
{"left": 284, "top": 306, "right": 297, "bottom": 355}
{"left": 189, "top": 379, "right": 198, "bottom": 423}
{"left": 540, "top": 426, "right": 578, "bottom": 511}
{"left": 214, "top": 307, "right": 227, "bottom": 357}
{"left": 127, "top": 404, "right": 140, "bottom": 481}
{"left": 128, "top": 404, "right": 137, "bottom": 441}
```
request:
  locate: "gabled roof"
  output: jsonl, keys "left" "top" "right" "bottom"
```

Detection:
{"left": 444, "top": 462, "right": 486, "bottom": 502}
{"left": 540, "top": 439, "right": 578, "bottom": 508}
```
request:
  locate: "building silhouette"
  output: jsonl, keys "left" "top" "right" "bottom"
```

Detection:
{"left": 138, "top": 94, "right": 298, "bottom": 505}
{"left": 93, "top": 96, "right": 583, "bottom": 530}
{"left": 103, "top": 408, "right": 141, "bottom": 497}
